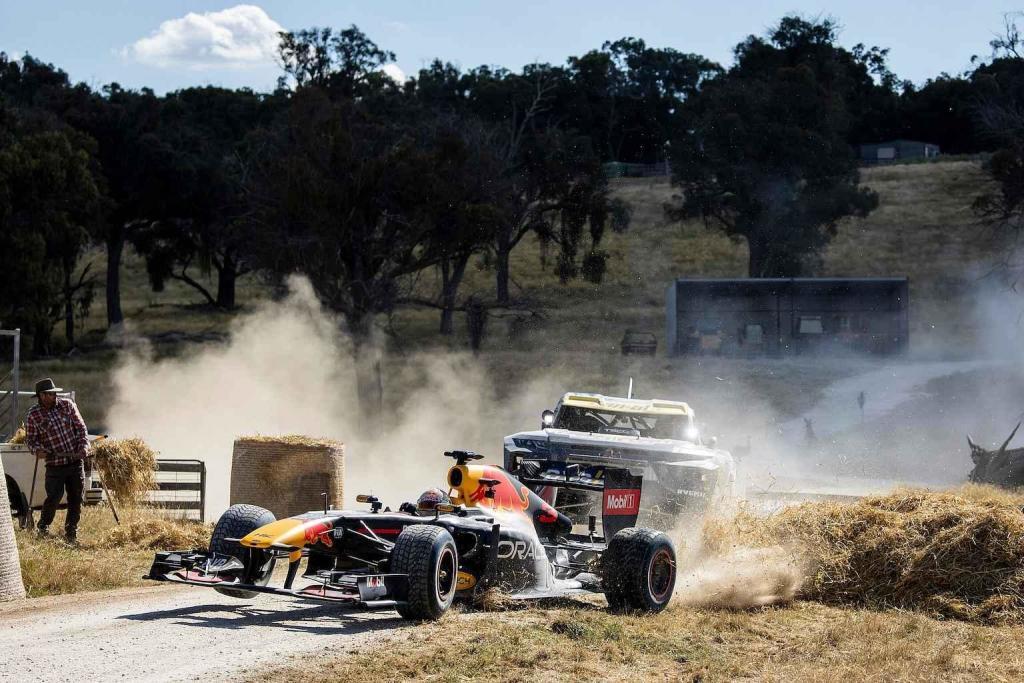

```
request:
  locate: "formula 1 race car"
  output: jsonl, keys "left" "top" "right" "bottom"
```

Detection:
{"left": 146, "top": 450, "right": 677, "bottom": 620}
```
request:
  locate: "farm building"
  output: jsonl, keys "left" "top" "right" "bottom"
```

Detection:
{"left": 859, "top": 139, "right": 940, "bottom": 164}
{"left": 665, "top": 278, "right": 909, "bottom": 356}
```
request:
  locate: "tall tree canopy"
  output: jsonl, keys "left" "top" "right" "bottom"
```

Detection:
{"left": 669, "top": 17, "right": 879, "bottom": 277}
{"left": 130, "top": 86, "right": 277, "bottom": 309}
{"left": 0, "top": 113, "right": 102, "bottom": 352}
{"left": 567, "top": 38, "right": 721, "bottom": 162}
{"left": 247, "top": 90, "right": 443, "bottom": 342}
{"left": 972, "top": 15, "right": 1024, "bottom": 282}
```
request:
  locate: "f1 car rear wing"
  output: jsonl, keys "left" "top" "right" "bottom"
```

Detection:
{"left": 509, "top": 454, "right": 642, "bottom": 539}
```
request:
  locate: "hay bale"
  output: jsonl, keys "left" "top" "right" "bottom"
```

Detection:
{"left": 712, "top": 485, "right": 1024, "bottom": 624}
{"left": 230, "top": 435, "right": 344, "bottom": 518}
{"left": 89, "top": 437, "right": 157, "bottom": 506}
{"left": 0, "top": 457, "right": 25, "bottom": 600}
{"left": 8, "top": 424, "right": 25, "bottom": 444}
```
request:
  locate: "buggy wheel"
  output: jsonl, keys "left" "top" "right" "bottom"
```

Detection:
{"left": 209, "top": 504, "right": 277, "bottom": 599}
{"left": 391, "top": 524, "right": 458, "bottom": 620}
{"left": 602, "top": 527, "right": 676, "bottom": 613}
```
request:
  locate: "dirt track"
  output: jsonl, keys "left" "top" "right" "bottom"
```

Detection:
{"left": 0, "top": 585, "right": 405, "bottom": 682}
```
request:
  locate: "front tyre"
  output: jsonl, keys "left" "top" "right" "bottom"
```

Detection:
{"left": 602, "top": 527, "right": 676, "bottom": 613}
{"left": 391, "top": 525, "right": 458, "bottom": 620}
{"left": 209, "top": 504, "right": 277, "bottom": 599}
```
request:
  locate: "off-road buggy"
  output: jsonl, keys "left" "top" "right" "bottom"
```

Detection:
{"left": 505, "top": 392, "right": 735, "bottom": 530}
{"left": 146, "top": 450, "right": 677, "bottom": 620}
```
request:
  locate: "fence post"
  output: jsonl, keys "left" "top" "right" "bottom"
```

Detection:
{"left": 11, "top": 330, "right": 18, "bottom": 438}
{"left": 199, "top": 463, "right": 206, "bottom": 523}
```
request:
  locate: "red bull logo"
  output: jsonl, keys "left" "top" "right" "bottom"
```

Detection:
{"left": 303, "top": 520, "right": 334, "bottom": 548}
{"left": 468, "top": 466, "right": 531, "bottom": 513}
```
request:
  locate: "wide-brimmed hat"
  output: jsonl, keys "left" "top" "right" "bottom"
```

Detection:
{"left": 34, "top": 378, "right": 62, "bottom": 395}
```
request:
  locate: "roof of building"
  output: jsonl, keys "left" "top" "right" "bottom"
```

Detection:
{"left": 859, "top": 139, "right": 939, "bottom": 147}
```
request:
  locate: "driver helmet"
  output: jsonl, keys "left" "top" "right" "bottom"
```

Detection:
{"left": 416, "top": 488, "right": 451, "bottom": 514}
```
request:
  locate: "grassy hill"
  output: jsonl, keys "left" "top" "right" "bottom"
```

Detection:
{"left": 399, "top": 159, "right": 1000, "bottom": 351}
{"left": 17, "top": 158, "right": 1007, "bottom": 428}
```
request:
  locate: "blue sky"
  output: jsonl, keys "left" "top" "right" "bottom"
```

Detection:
{"left": 0, "top": 1, "right": 1014, "bottom": 94}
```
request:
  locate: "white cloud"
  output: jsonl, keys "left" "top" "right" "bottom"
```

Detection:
{"left": 381, "top": 63, "right": 406, "bottom": 84}
{"left": 123, "top": 4, "right": 283, "bottom": 70}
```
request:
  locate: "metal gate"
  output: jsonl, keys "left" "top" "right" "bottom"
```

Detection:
{"left": 150, "top": 460, "right": 206, "bottom": 522}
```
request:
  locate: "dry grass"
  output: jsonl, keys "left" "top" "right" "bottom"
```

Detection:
{"left": 8, "top": 424, "right": 26, "bottom": 443}
{"left": 704, "top": 485, "right": 1024, "bottom": 624}
{"left": 256, "top": 602, "right": 1024, "bottom": 682}
{"left": 89, "top": 437, "right": 158, "bottom": 505}
{"left": 14, "top": 506, "right": 210, "bottom": 597}
{"left": 254, "top": 484, "right": 1024, "bottom": 681}
{"left": 236, "top": 434, "right": 344, "bottom": 448}
{"left": 97, "top": 518, "right": 209, "bottom": 550}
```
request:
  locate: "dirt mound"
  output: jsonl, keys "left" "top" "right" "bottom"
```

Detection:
{"left": 707, "top": 485, "right": 1024, "bottom": 624}
{"left": 98, "top": 519, "right": 209, "bottom": 550}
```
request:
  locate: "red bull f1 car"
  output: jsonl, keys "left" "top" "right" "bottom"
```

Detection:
{"left": 146, "top": 450, "right": 677, "bottom": 620}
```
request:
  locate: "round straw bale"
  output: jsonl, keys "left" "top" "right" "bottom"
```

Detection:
{"left": 0, "top": 456, "right": 25, "bottom": 600}
{"left": 230, "top": 435, "right": 344, "bottom": 518}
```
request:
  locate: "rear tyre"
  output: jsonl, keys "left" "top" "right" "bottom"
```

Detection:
{"left": 602, "top": 527, "right": 676, "bottom": 613}
{"left": 391, "top": 524, "right": 458, "bottom": 620}
{"left": 209, "top": 504, "right": 277, "bottom": 599}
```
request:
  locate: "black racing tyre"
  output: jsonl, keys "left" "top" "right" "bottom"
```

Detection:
{"left": 209, "top": 504, "right": 277, "bottom": 599}
{"left": 602, "top": 527, "right": 676, "bottom": 613}
{"left": 391, "top": 524, "right": 458, "bottom": 620}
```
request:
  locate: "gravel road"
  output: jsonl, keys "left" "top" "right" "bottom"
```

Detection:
{"left": 0, "top": 585, "right": 405, "bottom": 682}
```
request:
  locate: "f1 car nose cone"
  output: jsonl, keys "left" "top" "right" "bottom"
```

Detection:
{"left": 240, "top": 518, "right": 304, "bottom": 548}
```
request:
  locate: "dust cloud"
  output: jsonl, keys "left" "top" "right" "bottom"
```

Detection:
{"left": 674, "top": 546, "right": 802, "bottom": 609}
{"left": 105, "top": 277, "right": 560, "bottom": 519}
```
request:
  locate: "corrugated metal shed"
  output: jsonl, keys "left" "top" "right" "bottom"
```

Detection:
{"left": 859, "top": 140, "right": 940, "bottom": 163}
{"left": 666, "top": 277, "right": 909, "bottom": 356}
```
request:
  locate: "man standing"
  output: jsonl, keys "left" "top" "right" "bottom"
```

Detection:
{"left": 24, "top": 378, "right": 89, "bottom": 543}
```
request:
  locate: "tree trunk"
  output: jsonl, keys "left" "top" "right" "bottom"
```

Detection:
{"left": 747, "top": 232, "right": 769, "bottom": 278}
{"left": 63, "top": 268, "right": 75, "bottom": 348}
{"left": 439, "top": 254, "right": 470, "bottom": 335}
{"left": 348, "top": 315, "right": 383, "bottom": 425}
{"left": 0, "top": 458, "right": 26, "bottom": 601}
{"left": 105, "top": 231, "right": 124, "bottom": 326}
{"left": 216, "top": 257, "right": 237, "bottom": 310}
{"left": 31, "top": 322, "right": 50, "bottom": 356}
{"left": 495, "top": 233, "right": 512, "bottom": 306}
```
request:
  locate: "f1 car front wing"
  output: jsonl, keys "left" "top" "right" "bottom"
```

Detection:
{"left": 146, "top": 551, "right": 409, "bottom": 609}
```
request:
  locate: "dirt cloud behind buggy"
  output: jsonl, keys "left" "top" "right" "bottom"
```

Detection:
{"left": 103, "top": 276, "right": 565, "bottom": 518}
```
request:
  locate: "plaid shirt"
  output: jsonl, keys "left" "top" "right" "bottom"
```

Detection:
{"left": 24, "top": 397, "right": 89, "bottom": 467}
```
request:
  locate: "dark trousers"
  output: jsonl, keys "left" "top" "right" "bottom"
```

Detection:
{"left": 39, "top": 461, "right": 85, "bottom": 536}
